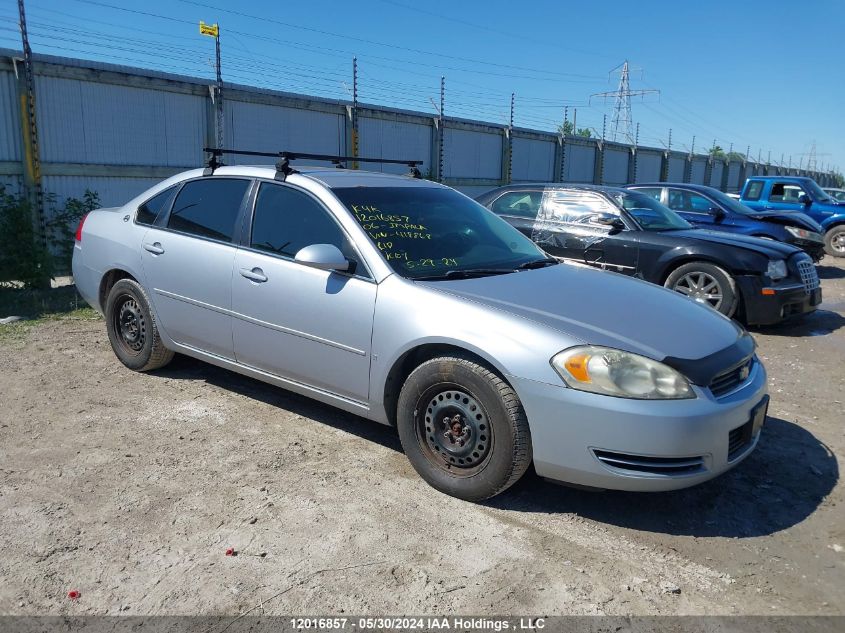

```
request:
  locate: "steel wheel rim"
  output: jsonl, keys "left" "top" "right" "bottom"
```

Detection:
{"left": 674, "top": 272, "right": 724, "bottom": 310}
{"left": 832, "top": 232, "right": 845, "bottom": 253}
{"left": 414, "top": 385, "right": 493, "bottom": 477}
{"left": 113, "top": 294, "right": 146, "bottom": 355}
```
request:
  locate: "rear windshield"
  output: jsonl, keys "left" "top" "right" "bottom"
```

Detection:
{"left": 332, "top": 186, "right": 545, "bottom": 279}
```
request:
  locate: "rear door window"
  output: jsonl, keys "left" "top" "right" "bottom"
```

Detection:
{"left": 166, "top": 178, "right": 250, "bottom": 242}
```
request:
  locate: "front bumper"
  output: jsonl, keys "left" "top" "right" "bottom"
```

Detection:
{"left": 509, "top": 359, "right": 768, "bottom": 491}
{"left": 736, "top": 275, "right": 821, "bottom": 326}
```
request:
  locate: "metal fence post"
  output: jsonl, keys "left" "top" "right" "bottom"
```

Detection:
{"left": 554, "top": 134, "right": 564, "bottom": 182}
{"left": 430, "top": 117, "right": 442, "bottom": 182}
{"left": 16, "top": 0, "right": 46, "bottom": 259}
{"left": 593, "top": 138, "right": 604, "bottom": 185}
{"left": 720, "top": 159, "right": 730, "bottom": 192}
{"left": 500, "top": 126, "right": 510, "bottom": 186}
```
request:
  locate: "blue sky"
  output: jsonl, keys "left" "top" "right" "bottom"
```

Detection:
{"left": 2, "top": 0, "right": 843, "bottom": 172}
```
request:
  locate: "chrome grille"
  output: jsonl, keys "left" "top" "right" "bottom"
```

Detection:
{"left": 593, "top": 450, "right": 705, "bottom": 476}
{"left": 709, "top": 358, "right": 754, "bottom": 398}
{"left": 796, "top": 258, "right": 819, "bottom": 294}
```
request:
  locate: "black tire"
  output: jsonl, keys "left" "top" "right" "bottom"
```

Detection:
{"left": 664, "top": 261, "right": 738, "bottom": 318}
{"left": 396, "top": 356, "right": 532, "bottom": 501}
{"left": 105, "top": 278, "right": 174, "bottom": 372}
{"left": 823, "top": 225, "right": 845, "bottom": 258}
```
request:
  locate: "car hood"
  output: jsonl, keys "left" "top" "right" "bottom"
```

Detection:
{"left": 743, "top": 210, "right": 823, "bottom": 232}
{"left": 662, "top": 228, "right": 800, "bottom": 258}
{"left": 416, "top": 264, "right": 746, "bottom": 372}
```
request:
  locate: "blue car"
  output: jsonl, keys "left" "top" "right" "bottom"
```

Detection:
{"left": 627, "top": 183, "right": 826, "bottom": 262}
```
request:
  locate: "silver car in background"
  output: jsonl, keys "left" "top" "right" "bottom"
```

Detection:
{"left": 72, "top": 160, "right": 769, "bottom": 500}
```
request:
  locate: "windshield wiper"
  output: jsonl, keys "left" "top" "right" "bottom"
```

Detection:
{"left": 516, "top": 257, "right": 559, "bottom": 270}
{"left": 414, "top": 268, "right": 516, "bottom": 281}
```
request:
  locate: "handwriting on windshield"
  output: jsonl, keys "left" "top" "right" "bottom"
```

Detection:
{"left": 352, "top": 204, "right": 447, "bottom": 266}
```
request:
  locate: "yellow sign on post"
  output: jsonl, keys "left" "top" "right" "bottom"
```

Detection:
{"left": 199, "top": 21, "right": 219, "bottom": 37}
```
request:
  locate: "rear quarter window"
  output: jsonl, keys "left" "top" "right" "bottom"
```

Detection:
{"left": 136, "top": 185, "right": 177, "bottom": 225}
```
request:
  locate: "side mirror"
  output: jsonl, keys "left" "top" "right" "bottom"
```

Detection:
{"left": 798, "top": 194, "right": 812, "bottom": 206}
{"left": 294, "top": 243, "right": 349, "bottom": 272}
{"left": 594, "top": 213, "right": 625, "bottom": 230}
{"left": 709, "top": 206, "right": 726, "bottom": 219}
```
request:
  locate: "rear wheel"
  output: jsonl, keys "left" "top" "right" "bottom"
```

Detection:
{"left": 396, "top": 356, "right": 531, "bottom": 501}
{"left": 664, "top": 261, "right": 738, "bottom": 318}
{"left": 105, "top": 278, "right": 174, "bottom": 371}
{"left": 824, "top": 226, "right": 845, "bottom": 258}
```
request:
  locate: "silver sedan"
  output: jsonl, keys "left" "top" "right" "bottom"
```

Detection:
{"left": 72, "top": 164, "right": 768, "bottom": 500}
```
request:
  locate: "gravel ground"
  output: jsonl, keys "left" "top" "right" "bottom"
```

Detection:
{"left": 0, "top": 260, "right": 843, "bottom": 617}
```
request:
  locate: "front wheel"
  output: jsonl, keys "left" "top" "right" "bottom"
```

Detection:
{"left": 396, "top": 356, "right": 532, "bottom": 501}
{"left": 824, "top": 226, "right": 845, "bottom": 258}
{"left": 664, "top": 261, "right": 738, "bottom": 318}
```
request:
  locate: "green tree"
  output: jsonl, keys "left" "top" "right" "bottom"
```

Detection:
{"left": 46, "top": 189, "right": 100, "bottom": 275}
{"left": 557, "top": 121, "right": 593, "bottom": 138}
{"left": 709, "top": 145, "right": 726, "bottom": 159}
{"left": 0, "top": 187, "right": 51, "bottom": 288}
{"left": 0, "top": 187, "right": 100, "bottom": 288}
{"left": 558, "top": 120, "right": 574, "bottom": 136}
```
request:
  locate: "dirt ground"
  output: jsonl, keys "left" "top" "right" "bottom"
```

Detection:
{"left": 0, "top": 260, "right": 843, "bottom": 618}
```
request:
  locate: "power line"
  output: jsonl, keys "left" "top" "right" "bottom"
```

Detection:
{"left": 69, "top": 0, "right": 607, "bottom": 81}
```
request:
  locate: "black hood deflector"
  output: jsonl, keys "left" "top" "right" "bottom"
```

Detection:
{"left": 661, "top": 331, "right": 756, "bottom": 386}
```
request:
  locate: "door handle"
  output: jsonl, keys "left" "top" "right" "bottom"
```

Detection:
{"left": 143, "top": 242, "right": 165, "bottom": 255}
{"left": 239, "top": 267, "right": 268, "bottom": 283}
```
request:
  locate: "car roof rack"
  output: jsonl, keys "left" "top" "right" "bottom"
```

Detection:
{"left": 202, "top": 147, "right": 423, "bottom": 180}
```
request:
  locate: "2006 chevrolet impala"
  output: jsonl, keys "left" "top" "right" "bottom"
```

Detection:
{"left": 71, "top": 150, "right": 769, "bottom": 501}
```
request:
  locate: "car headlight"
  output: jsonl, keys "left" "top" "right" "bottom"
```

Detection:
{"left": 550, "top": 346, "right": 695, "bottom": 400}
{"left": 766, "top": 259, "right": 787, "bottom": 281}
{"left": 784, "top": 226, "right": 823, "bottom": 243}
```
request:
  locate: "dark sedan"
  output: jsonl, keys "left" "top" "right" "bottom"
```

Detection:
{"left": 475, "top": 184, "right": 821, "bottom": 326}
{"left": 626, "top": 182, "right": 825, "bottom": 261}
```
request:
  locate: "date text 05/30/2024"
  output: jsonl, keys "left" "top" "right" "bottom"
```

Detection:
{"left": 289, "top": 617, "right": 546, "bottom": 630}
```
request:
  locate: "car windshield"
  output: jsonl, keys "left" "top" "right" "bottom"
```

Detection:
{"left": 333, "top": 186, "right": 549, "bottom": 280}
{"left": 705, "top": 188, "right": 760, "bottom": 215}
{"left": 609, "top": 191, "right": 692, "bottom": 231}
{"left": 804, "top": 180, "right": 835, "bottom": 203}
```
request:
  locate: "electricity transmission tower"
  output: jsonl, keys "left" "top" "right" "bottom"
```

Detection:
{"left": 590, "top": 60, "right": 659, "bottom": 144}
{"left": 798, "top": 140, "right": 829, "bottom": 172}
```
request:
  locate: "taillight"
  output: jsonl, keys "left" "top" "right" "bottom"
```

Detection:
{"left": 74, "top": 213, "right": 89, "bottom": 242}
